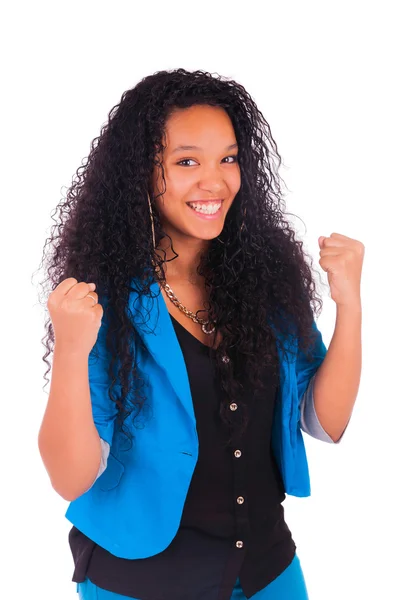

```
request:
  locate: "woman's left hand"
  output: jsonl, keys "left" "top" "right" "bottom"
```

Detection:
{"left": 318, "top": 232, "right": 365, "bottom": 307}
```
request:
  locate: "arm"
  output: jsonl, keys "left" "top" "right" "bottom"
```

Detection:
{"left": 38, "top": 315, "right": 118, "bottom": 501}
{"left": 296, "top": 312, "right": 357, "bottom": 444}
{"left": 299, "top": 373, "right": 348, "bottom": 443}
{"left": 38, "top": 347, "right": 103, "bottom": 501}
{"left": 312, "top": 303, "right": 361, "bottom": 442}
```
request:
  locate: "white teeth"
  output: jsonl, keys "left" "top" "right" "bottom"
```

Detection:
{"left": 188, "top": 202, "right": 221, "bottom": 215}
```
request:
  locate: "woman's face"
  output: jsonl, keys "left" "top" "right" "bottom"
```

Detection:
{"left": 152, "top": 104, "right": 241, "bottom": 244}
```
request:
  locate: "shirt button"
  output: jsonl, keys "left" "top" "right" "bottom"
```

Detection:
{"left": 230, "top": 403, "right": 238, "bottom": 411}
{"left": 237, "top": 496, "right": 245, "bottom": 505}
{"left": 234, "top": 449, "right": 242, "bottom": 458}
{"left": 222, "top": 355, "right": 230, "bottom": 363}
{"left": 236, "top": 540, "right": 244, "bottom": 548}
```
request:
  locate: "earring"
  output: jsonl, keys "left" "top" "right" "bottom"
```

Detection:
{"left": 148, "top": 193, "right": 162, "bottom": 277}
{"left": 147, "top": 192, "right": 156, "bottom": 251}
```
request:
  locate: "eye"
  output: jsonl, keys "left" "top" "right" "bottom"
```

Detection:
{"left": 177, "top": 155, "right": 238, "bottom": 167}
{"left": 223, "top": 155, "right": 238, "bottom": 164}
{"left": 177, "top": 159, "right": 196, "bottom": 167}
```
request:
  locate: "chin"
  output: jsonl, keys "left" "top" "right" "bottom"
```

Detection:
{"left": 188, "top": 226, "right": 224, "bottom": 242}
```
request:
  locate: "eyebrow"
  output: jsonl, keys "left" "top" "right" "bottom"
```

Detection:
{"left": 171, "top": 143, "right": 238, "bottom": 154}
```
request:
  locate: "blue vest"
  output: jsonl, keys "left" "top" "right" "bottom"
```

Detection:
{"left": 65, "top": 279, "right": 327, "bottom": 559}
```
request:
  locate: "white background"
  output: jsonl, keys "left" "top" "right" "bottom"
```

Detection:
{"left": 2, "top": 1, "right": 399, "bottom": 598}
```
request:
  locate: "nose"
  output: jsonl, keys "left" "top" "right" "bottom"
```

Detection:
{"left": 197, "top": 165, "right": 227, "bottom": 195}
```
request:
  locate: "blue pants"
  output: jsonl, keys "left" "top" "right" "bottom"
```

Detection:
{"left": 77, "top": 553, "right": 309, "bottom": 599}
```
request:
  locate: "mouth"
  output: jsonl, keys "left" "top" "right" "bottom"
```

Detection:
{"left": 186, "top": 199, "right": 223, "bottom": 219}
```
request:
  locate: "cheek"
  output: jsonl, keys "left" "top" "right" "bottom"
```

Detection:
{"left": 167, "top": 169, "right": 195, "bottom": 194}
{"left": 229, "top": 168, "right": 241, "bottom": 194}
{"left": 154, "top": 166, "right": 190, "bottom": 202}
{"left": 154, "top": 196, "right": 182, "bottom": 226}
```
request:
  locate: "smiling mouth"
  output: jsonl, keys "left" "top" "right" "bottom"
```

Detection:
{"left": 186, "top": 200, "right": 223, "bottom": 215}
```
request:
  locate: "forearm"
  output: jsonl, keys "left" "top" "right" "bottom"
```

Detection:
{"left": 38, "top": 346, "right": 102, "bottom": 501}
{"left": 313, "top": 302, "right": 362, "bottom": 442}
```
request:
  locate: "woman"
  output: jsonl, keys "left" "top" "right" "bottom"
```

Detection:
{"left": 38, "top": 68, "right": 362, "bottom": 599}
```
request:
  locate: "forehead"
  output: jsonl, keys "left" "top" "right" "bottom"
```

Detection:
{"left": 163, "top": 105, "right": 236, "bottom": 150}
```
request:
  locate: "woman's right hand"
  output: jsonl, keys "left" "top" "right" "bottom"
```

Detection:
{"left": 47, "top": 277, "right": 104, "bottom": 355}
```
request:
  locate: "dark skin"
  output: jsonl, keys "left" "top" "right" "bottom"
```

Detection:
{"left": 151, "top": 105, "right": 241, "bottom": 348}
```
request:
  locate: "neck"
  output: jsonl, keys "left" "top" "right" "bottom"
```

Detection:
{"left": 155, "top": 233, "right": 209, "bottom": 285}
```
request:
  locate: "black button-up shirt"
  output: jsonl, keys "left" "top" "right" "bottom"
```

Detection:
{"left": 69, "top": 313, "right": 296, "bottom": 600}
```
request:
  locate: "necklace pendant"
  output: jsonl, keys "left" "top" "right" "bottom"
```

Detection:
{"left": 201, "top": 321, "right": 216, "bottom": 335}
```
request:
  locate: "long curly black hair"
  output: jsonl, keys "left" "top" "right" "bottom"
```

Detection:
{"left": 37, "top": 68, "right": 324, "bottom": 448}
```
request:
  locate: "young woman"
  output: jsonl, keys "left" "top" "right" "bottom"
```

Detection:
{"left": 38, "top": 68, "right": 363, "bottom": 600}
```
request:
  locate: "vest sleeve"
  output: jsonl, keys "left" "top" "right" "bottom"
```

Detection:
{"left": 82, "top": 438, "right": 111, "bottom": 492}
